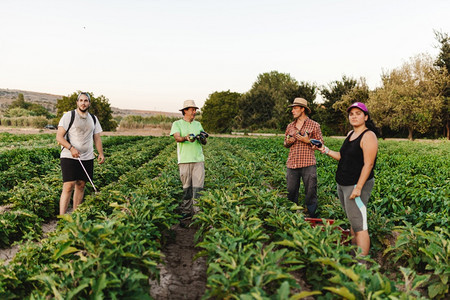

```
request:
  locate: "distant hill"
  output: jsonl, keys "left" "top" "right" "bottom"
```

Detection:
{"left": 0, "top": 88, "right": 179, "bottom": 117}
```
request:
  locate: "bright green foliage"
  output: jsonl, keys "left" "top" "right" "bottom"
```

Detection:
{"left": 0, "top": 135, "right": 448, "bottom": 299}
{"left": 0, "top": 210, "right": 42, "bottom": 248}
{"left": 384, "top": 225, "right": 449, "bottom": 298}
{"left": 201, "top": 90, "right": 241, "bottom": 133}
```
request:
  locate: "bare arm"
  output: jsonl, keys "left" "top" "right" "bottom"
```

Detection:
{"left": 56, "top": 126, "right": 80, "bottom": 158}
{"left": 173, "top": 132, "right": 189, "bottom": 143}
{"left": 318, "top": 130, "right": 354, "bottom": 160}
{"left": 93, "top": 133, "right": 105, "bottom": 164}
{"left": 350, "top": 131, "right": 378, "bottom": 199}
{"left": 323, "top": 147, "right": 341, "bottom": 161}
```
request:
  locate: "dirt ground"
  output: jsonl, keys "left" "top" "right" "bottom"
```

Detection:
{"left": 149, "top": 220, "right": 207, "bottom": 300}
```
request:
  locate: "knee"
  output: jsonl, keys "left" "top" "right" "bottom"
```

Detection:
{"left": 75, "top": 181, "right": 86, "bottom": 189}
{"left": 63, "top": 182, "right": 75, "bottom": 192}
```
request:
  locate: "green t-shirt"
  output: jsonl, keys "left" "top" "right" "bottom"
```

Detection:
{"left": 170, "top": 119, "right": 205, "bottom": 164}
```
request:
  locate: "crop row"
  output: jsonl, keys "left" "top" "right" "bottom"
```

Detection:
{"left": 0, "top": 137, "right": 172, "bottom": 248}
{"left": 0, "top": 136, "right": 448, "bottom": 298}
{"left": 0, "top": 140, "right": 183, "bottom": 298}
{"left": 0, "top": 135, "right": 147, "bottom": 197}
{"left": 0, "top": 132, "right": 57, "bottom": 150}
{"left": 195, "top": 137, "right": 449, "bottom": 299}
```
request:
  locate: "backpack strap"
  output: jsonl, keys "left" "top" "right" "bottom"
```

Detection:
{"left": 62, "top": 110, "right": 76, "bottom": 150}
{"left": 89, "top": 112, "right": 97, "bottom": 126}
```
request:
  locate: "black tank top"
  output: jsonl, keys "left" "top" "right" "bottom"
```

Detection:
{"left": 335, "top": 129, "right": 376, "bottom": 186}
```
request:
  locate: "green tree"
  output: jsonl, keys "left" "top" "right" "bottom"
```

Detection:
{"left": 56, "top": 92, "right": 117, "bottom": 131}
{"left": 201, "top": 90, "right": 241, "bottom": 133}
{"left": 434, "top": 30, "right": 450, "bottom": 139}
{"left": 9, "top": 93, "right": 28, "bottom": 109}
{"left": 239, "top": 88, "right": 276, "bottom": 129}
{"left": 28, "top": 103, "right": 54, "bottom": 118}
{"left": 369, "top": 54, "right": 446, "bottom": 140}
{"left": 7, "top": 93, "right": 52, "bottom": 118}
{"left": 332, "top": 78, "right": 370, "bottom": 134}
{"left": 238, "top": 71, "right": 314, "bottom": 130}
{"left": 318, "top": 75, "right": 358, "bottom": 135}
{"left": 297, "top": 81, "right": 318, "bottom": 114}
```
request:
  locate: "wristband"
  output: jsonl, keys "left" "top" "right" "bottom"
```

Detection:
{"left": 324, "top": 146, "right": 330, "bottom": 155}
{"left": 68, "top": 145, "right": 73, "bottom": 150}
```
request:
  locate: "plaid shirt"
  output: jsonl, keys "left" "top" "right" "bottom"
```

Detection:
{"left": 284, "top": 118, "right": 323, "bottom": 169}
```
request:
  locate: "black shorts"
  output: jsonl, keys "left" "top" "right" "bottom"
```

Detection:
{"left": 60, "top": 158, "right": 94, "bottom": 183}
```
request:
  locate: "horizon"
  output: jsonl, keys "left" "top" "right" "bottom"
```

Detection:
{"left": 1, "top": 0, "right": 449, "bottom": 113}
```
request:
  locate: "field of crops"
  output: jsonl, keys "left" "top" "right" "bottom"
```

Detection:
{"left": 0, "top": 132, "right": 448, "bottom": 299}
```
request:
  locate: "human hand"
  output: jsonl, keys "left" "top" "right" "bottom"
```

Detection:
{"left": 70, "top": 147, "right": 80, "bottom": 158}
{"left": 98, "top": 154, "right": 105, "bottom": 164}
{"left": 288, "top": 129, "right": 297, "bottom": 137}
{"left": 297, "top": 131, "right": 310, "bottom": 143}
{"left": 349, "top": 187, "right": 361, "bottom": 200}
{"left": 188, "top": 134, "right": 196, "bottom": 142}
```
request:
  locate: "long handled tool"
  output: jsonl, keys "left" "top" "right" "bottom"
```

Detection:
{"left": 78, "top": 157, "right": 98, "bottom": 193}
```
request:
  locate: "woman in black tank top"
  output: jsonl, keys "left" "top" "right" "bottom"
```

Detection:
{"left": 317, "top": 102, "right": 379, "bottom": 257}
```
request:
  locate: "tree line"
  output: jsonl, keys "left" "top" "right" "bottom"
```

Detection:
{"left": 201, "top": 31, "right": 450, "bottom": 140}
{"left": 2, "top": 31, "right": 448, "bottom": 139}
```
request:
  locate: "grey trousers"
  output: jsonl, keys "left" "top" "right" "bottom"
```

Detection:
{"left": 179, "top": 162, "right": 205, "bottom": 215}
{"left": 337, "top": 178, "right": 374, "bottom": 232}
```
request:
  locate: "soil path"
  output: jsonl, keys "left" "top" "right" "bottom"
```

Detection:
{"left": 0, "top": 219, "right": 58, "bottom": 265}
{"left": 149, "top": 220, "right": 207, "bottom": 300}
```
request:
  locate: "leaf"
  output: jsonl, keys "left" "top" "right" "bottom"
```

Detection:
{"left": 52, "top": 241, "right": 80, "bottom": 260}
{"left": 92, "top": 273, "right": 107, "bottom": 300}
{"left": 337, "top": 266, "right": 360, "bottom": 283}
{"left": 428, "top": 281, "right": 447, "bottom": 299}
{"left": 31, "top": 274, "right": 64, "bottom": 300}
{"left": 276, "top": 240, "right": 296, "bottom": 247}
{"left": 290, "top": 291, "right": 322, "bottom": 299}
{"left": 67, "top": 283, "right": 89, "bottom": 300}
{"left": 276, "top": 281, "right": 290, "bottom": 298}
{"left": 323, "top": 287, "right": 356, "bottom": 300}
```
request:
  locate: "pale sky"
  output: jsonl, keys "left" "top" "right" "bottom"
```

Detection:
{"left": 1, "top": 0, "right": 449, "bottom": 113}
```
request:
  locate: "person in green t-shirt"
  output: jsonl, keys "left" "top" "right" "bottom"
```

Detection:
{"left": 170, "top": 100, "right": 208, "bottom": 222}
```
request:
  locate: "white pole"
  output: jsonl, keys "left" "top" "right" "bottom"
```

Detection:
{"left": 78, "top": 157, "right": 98, "bottom": 193}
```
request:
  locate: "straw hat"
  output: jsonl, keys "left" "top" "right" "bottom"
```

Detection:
{"left": 289, "top": 98, "right": 311, "bottom": 114}
{"left": 179, "top": 100, "right": 199, "bottom": 111}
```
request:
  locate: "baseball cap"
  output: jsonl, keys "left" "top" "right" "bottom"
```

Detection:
{"left": 347, "top": 102, "right": 368, "bottom": 113}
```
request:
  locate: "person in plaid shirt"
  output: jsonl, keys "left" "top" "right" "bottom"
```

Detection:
{"left": 284, "top": 97, "right": 323, "bottom": 218}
